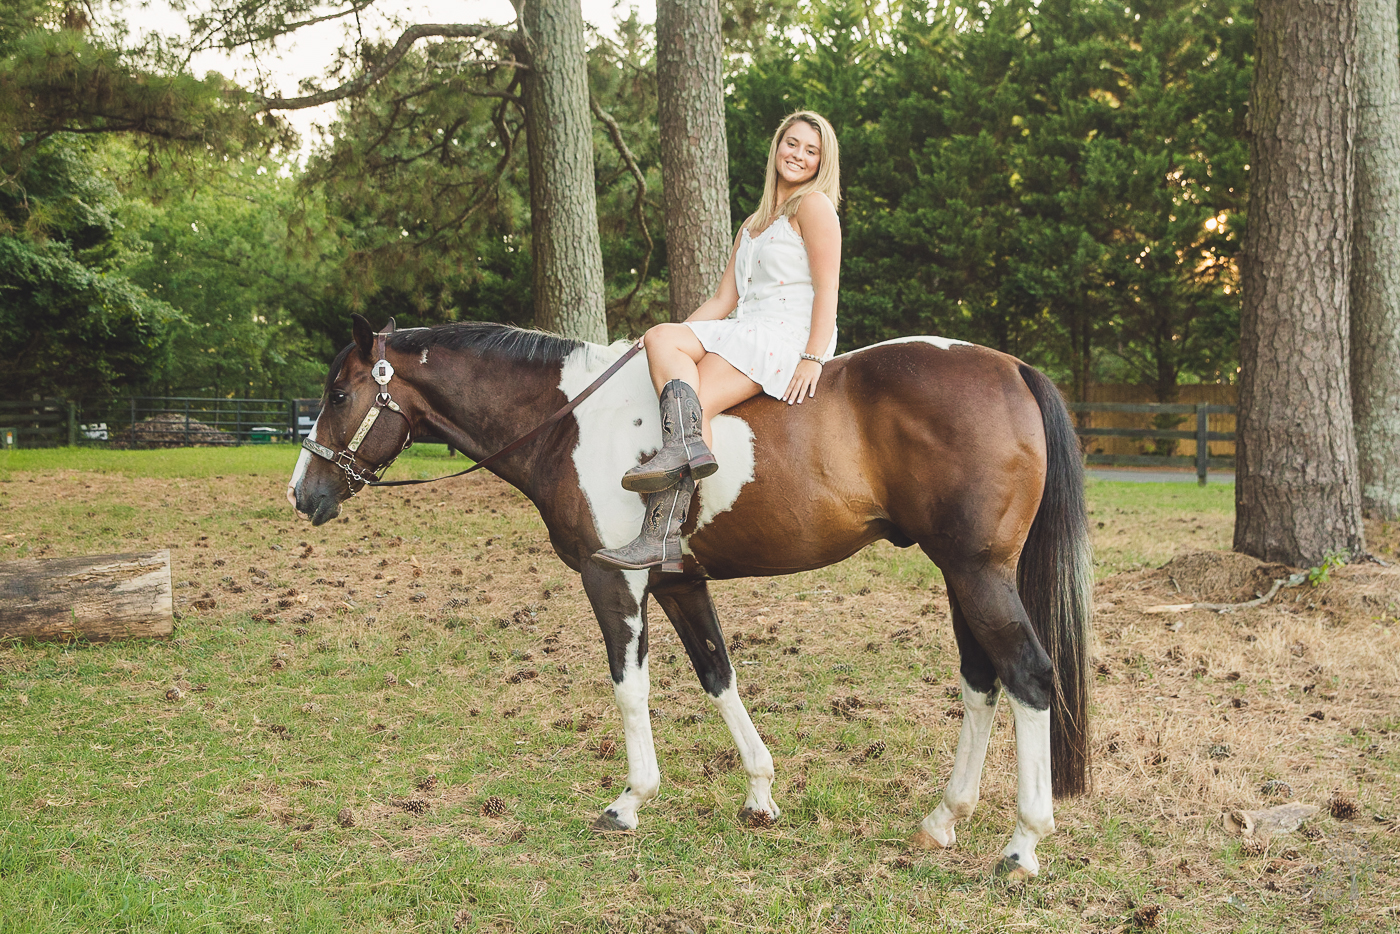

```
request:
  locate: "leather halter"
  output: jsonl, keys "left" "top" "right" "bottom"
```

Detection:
{"left": 303, "top": 331, "right": 645, "bottom": 492}
{"left": 301, "top": 326, "right": 412, "bottom": 495}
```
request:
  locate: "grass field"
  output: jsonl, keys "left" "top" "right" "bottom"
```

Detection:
{"left": 0, "top": 448, "right": 1395, "bottom": 933}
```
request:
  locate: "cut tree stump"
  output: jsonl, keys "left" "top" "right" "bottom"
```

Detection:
{"left": 0, "top": 550, "right": 173, "bottom": 642}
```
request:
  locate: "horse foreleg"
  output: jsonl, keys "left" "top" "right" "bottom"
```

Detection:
{"left": 936, "top": 568, "right": 1056, "bottom": 879}
{"left": 651, "top": 578, "right": 779, "bottom": 824}
{"left": 582, "top": 564, "right": 659, "bottom": 832}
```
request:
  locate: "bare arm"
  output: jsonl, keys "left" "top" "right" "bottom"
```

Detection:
{"left": 783, "top": 193, "right": 841, "bottom": 404}
{"left": 682, "top": 220, "right": 750, "bottom": 322}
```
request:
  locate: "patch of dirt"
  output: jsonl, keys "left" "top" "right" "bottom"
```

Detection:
{"left": 1157, "top": 550, "right": 1295, "bottom": 603}
{"left": 1128, "top": 547, "right": 1400, "bottom": 623}
{"left": 5, "top": 465, "right": 1400, "bottom": 928}
{"left": 110, "top": 412, "right": 238, "bottom": 448}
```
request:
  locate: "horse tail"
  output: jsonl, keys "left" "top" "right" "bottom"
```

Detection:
{"left": 1016, "top": 363, "right": 1093, "bottom": 798}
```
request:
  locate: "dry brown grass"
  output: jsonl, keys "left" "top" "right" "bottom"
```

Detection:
{"left": 2, "top": 462, "right": 1399, "bottom": 931}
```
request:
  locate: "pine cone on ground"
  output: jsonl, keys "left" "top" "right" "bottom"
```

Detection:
{"left": 1329, "top": 791, "right": 1359, "bottom": 820}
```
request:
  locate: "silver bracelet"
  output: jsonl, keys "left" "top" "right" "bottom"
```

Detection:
{"left": 799, "top": 352, "right": 825, "bottom": 365}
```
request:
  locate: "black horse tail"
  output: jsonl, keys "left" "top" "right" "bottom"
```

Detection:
{"left": 1017, "top": 363, "right": 1093, "bottom": 798}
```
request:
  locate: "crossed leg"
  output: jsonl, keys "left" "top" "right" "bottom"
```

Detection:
{"left": 642, "top": 323, "right": 762, "bottom": 449}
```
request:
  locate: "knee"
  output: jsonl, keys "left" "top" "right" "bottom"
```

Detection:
{"left": 645, "top": 323, "right": 685, "bottom": 348}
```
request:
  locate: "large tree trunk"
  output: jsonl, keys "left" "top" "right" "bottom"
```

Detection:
{"left": 656, "top": 0, "right": 731, "bottom": 321}
{"left": 519, "top": 0, "right": 608, "bottom": 343}
{"left": 1350, "top": 0, "right": 1400, "bottom": 519}
{"left": 1235, "top": 0, "right": 1366, "bottom": 566}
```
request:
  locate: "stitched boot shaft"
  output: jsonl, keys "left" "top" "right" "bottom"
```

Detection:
{"left": 621, "top": 380, "right": 718, "bottom": 493}
{"left": 592, "top": 475, "right": 695, "bottom": 573}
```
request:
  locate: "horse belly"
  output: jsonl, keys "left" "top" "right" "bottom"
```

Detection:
{"left": 684, "top": 411, "right": 886, "bottom": 577}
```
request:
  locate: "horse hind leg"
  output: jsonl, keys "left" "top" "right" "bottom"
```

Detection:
{"left": 912, "top": 589, "right": 1001, "bottom": 850}
{"left": 935, "top": 566, "right": 1056, "bottom": 879}
{"left": 581, "top": 563, "right": 660, "bottom": 831}
{"left": 651, "top": 577, "right": 779, "bottom": 824}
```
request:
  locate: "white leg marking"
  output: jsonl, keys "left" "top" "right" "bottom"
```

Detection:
{"left": 919, "top": 676, "right": 999, "bottom": 848}
{"left": 710, "top": 684, "right": 779, "bottom": 819}
{"left": 1001, "top": 693, "right": 1055, "bottom": 878}
{"left": 602, "top": 570, "right": 659, "bottom": 829}
{"left": 286, "top": 416, "right": 318, "bottom": 513}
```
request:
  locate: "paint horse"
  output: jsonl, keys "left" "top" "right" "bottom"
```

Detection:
{"left": 288, "top": 316, "right": 1092, "bottom": 879}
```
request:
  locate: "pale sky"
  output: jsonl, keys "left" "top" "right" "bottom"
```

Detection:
{"left": 126, "top": 0, "right": 655, "bottom": 153}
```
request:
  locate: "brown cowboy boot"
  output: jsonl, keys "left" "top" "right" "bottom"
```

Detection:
{"left": 593, "top": 474, "right": 695, "bottom": 573}
{"left": 621, "top": 380, "right": 718, "bottom": 493}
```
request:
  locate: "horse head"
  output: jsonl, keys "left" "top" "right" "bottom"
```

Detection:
{"left": 287, "top": 314, "right": 425, "bottom": 525}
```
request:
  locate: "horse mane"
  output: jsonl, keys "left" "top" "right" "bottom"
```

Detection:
{"left": 388, "top": 322, "right": 582, "bottom": 365}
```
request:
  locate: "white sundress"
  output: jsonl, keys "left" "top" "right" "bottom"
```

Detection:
{"left": 684, "top": 214, "right": 837, "bottom": 399}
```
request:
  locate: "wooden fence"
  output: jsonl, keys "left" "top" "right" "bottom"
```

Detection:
{"left": 1072, "top": 399, "right": 1237, "bottom": 485}
{"left": 5, "top": 389, "right": 1237, "bottom": 484}
{"left": 0, "top": 400, "right": 76, "bottom": 448}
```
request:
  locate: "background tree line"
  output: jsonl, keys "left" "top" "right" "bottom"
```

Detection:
{"left": 3, "top": 0, "right": 1249, "bottom": 407}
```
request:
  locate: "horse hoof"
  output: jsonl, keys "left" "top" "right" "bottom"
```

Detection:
{"left": 738, "top": 807, "right": 777, "bottom": 828}
{"left": 909, "top": 828, "right": 952, "bottom": 850}
{"left": 590, "top": 811, "right": 633, "bottom": 833}
{"left": 994, "top": 856, "right": 1036, "bottom": 881}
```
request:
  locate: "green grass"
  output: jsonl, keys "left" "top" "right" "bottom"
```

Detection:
{"left": 0, "top": 449, "right": 1389, "bottom": 933}
{"left": 0, "top": 444, "right": 465, "bottom": 481}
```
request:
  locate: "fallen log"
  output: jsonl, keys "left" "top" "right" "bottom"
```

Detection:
{"left": 0, "top": 550, "right": 173, "bottom": 642}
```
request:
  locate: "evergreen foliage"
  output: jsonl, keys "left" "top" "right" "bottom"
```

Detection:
{"left": 0, "top": 0, "right": 1261, "bottom": 404}
{"left": 725, "top": 0, "right": 1250, "bottom": 397}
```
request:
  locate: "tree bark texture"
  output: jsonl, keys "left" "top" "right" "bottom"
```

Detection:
{"left": 1236, "top": 0, "right": 1366, "bottom": 565}
{"left": 520, "top": 0, "right": 608, "bottom": 343}
{"left": 0, "top": 551, "right": 173, "bottom": 642}
{"left": 1350, "top": 0, "right": 1400, "bottom": 519}
{"left": 656, "top": 0, "right": 731, "bottom": 321}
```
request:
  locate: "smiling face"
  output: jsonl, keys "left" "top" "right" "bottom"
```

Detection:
{"left": 774, "top": 119, "right": 822, "bottom": 189}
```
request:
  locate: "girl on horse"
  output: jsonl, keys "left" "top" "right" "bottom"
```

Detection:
{"left": 595, "top": 111, "right": 842, "bottom": 571}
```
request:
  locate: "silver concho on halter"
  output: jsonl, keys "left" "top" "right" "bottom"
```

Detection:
{"left": 301, "top": 331, "right": 411, "bottom": 493}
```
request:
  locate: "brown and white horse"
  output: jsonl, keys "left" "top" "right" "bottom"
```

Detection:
{"left": 288, "top": 315, "right": 1092, "bottom": 879}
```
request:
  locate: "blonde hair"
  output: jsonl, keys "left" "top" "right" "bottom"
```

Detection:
{"left": 754, "top": 111, "right": 841, "bottom": 227}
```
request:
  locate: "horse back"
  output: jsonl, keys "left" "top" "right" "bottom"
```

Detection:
{"left": 687, "top": 339, "right": 1049, "bottom": 578}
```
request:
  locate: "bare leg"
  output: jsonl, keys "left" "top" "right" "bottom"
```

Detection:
{"left": 643, "top": 323, "right": 706, "bottom": 393}
{"left": 642, "top": 324, "right": 762, "bottom": 449}
{"left": 694, "top": 353, "right": 762, "bottom": 449}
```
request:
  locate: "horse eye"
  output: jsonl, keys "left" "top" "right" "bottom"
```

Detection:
{"left": 329, "top": 390, "right": 348, "bottom": 406}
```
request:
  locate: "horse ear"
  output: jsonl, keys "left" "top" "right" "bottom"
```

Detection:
{"left": 352, "top": 314, "right": 375, "bottom": 361}
{"left": 382, "top": 316, "right": 397, "bottom": 335}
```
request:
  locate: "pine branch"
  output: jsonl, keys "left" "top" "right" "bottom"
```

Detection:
{"left": 253, "top": 23, "right": 521, "bottom": 111}
{"left": 589, "top": 96, "right": 652, "bottom": 317}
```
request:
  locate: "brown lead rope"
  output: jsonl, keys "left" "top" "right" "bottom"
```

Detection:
{"left": 369, "top": 341, "right": 644, "bottom": 488}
